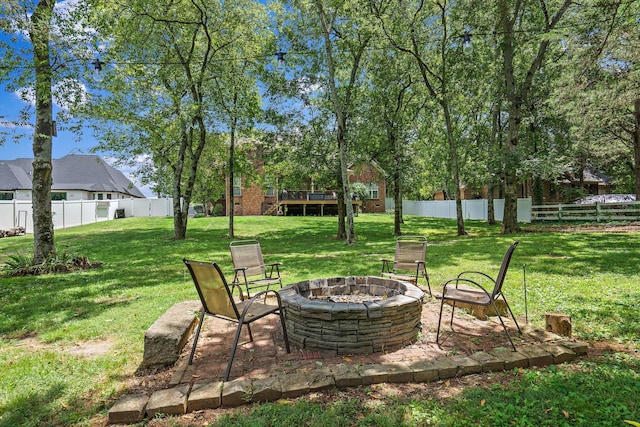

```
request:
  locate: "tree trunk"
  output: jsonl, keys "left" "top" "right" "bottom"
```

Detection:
{"left": 338, "top": 122, "right": 355, "bottom": 244}
{"left": 443, "top": 105, "right": 465, "bottom": 236}
{"left": 393, "top": 173, "right": 402, "bottom": 236}
{"left": 487, "top": 185, "right": 496, "bottom": 225}
{"left": 336, "top": 183, "right": 346, "bottom": 239}
{"left": 498, "top": 0, "right": 520, "bottom": 234}
{"left": 634, "top": 98, "right": 640, "bottom": 199}
{"left": 30, "top": 0, "right": 56, "bottom": 264}
{"left": 228, "top": 124, "right": 236, "bottom": 239}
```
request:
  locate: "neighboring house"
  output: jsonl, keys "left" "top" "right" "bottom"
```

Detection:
{"left": 0, "top": 154, "right": 145, "bottom": 201}
{"left": 218, "top": 160, "right": 386, "bottom": 217}
{"left": 433, "top": 169, "right": 614, "bottom": 204}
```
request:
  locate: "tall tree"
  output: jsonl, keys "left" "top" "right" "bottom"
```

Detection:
{"left": 372, "top": 0, "right": 469, "bottom": 236}
{"left": 29, "top": 0, "right": 56, "bottom": 263}
{"left": 84, "top": 0, "right": 270, "bottom": 239}
{"left": 288, "top": 0, "right": 374, "bottom": 244}
{"left": 556, "top": 0, "right": 640, "bottom": 197}
{"left": 0, "top": 1, "right": 90, "bottom": 263}
{"left": 497, "top": 0, "right": 572, "bottom": 233}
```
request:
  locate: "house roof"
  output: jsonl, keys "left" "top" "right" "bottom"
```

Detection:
{"left": 0, "top": 154, "right": 145, "bottom": 198}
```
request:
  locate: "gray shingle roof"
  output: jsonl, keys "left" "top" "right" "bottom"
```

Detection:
{"left": 0, "top": 154, "right": 145, "bottom": 198}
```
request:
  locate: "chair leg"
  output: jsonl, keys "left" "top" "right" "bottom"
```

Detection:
{"left": 449, "top": 302, "right": 456, "bottom": 329}
{"left": 424, "top": 271, "right": 432, "bottom": 297}
{"left": 279, "top": 309, "right": 291, "bottom": 353}
{"left": 436, "top": 297, "right": 447, "bottom": 345}
{"left": 246, "top": 324, "right": 254, "bottom": 342}
{"left": 225, "top": 322, "right": 245, "bottom": 381}
{"left": 188, "top": 311, "right": 205, "bottom": 365}
{"left": 490, "top": 301, "right": 517, "bottom": 351}
{"left": 502, "top": 294, "right": 522, "bottom": 334}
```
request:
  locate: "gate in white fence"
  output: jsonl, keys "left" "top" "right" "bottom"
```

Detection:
{"left": 0, "top": 199, "right": 174, "bottom": 234}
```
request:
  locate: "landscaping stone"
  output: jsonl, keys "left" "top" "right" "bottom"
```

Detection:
{"left": 558, "top": 340, "right": 589, "bottom": 356}
{"left": 490, "top": 347, "right": 530, "bottom": 370}
{"left": 431, "top": 357, "right": 458, "bottom": 379}
{"left": 108, "top": 394, "right": 148, "bottom": 425}
{"left": 539, "top": 343, "right": 576, "bottom": 364}
{"left": 330, "top": 363, "right": 362, "bottom": 387}
{"left": 406, "top": 359, "right": 439, "bottom": 383}
{"left": 360, "top": 364, "right": 391, "bottom": 385}
{"left": 307, "top": 367, "right": 336, "bottom": 392}
{"left": 517, "top": 345, "right": 554, "bottom": 367}
{"left": 452, "top": 355, "right": 482, "bottom": 375}
{"left": 470, "top": 351, "right": 505, "bottom": 372}
{"left": 142, "top": 300, "right": 201, "bottom": 367}
{"left": 187, "top": 381, "right": 223, "bottom": 412}
{"left": 384, "top": 362, "right": 415, "bottom": 383}
{"left": 146, "top": 385, "right": 190, "bottom": 417}
{"left": 221, "top": 379, "right": 252, "bottom": 407}
{"left": 250, "top": 376, "right": 282, "bottom": 402}
{"left": 280, "top": 372, "right": 312, "bottom": 398}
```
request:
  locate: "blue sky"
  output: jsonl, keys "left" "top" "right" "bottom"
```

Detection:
{"left": 0, "top": 84, "right": 99, "bottom": 160}
{"left": 0, "top": 81, "right": 155, "bottom": 196}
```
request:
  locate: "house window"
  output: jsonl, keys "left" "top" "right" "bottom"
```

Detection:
{"left": 0, "top": 192, "right": 13, "bottom": 200}
{"left": 265, "top": 176, "right": 275, "bottom": 197}
{"left": 96, "top": 193, "right": 104, "bottom": 200}
{"left": 233, "top": 175, "right": 242, "bottom": 197}
{"left": 51, "top": 192, "right": 67, "bottom": 200}
{"left": 366, "top": 183, "right": 379, "bottom": 199}
{"left": 107, "top": 193, "right": 112, "bottom": 200}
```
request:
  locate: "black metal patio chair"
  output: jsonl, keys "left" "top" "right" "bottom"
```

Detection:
{"left": 436, "top": 241, "right": 522, "bottom": 351}
{"left": 183, "top": 259, "right": 290, "bottom": 381}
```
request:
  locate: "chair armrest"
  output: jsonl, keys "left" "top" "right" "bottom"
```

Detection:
{"left": 265, "top": 262, "right": 282, "bottom": 267}
{"left": 234, "top": 266, "right": 248, "bottom": 272}
{"left": 239, "top": 289, "right": 283, "bottom": 319}
{"left": 456, "top": 270, "right": 495, "bottom": 284}
{"left": 441, "top": 277, "right": 492, "bottom": 295}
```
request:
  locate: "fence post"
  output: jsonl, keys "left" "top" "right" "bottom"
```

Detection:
{"left": 596, "top": 201, "right": 601, "bottom": 222}
{"left": 558, "top": 204, "right": 562, "bottom": 221}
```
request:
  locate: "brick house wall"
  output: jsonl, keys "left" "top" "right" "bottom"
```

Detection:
{"left": 350, "top": 162, "right": 386, "bottom": 213}
{"left": 222, "top": 160, "right": 386, "bottom": 216}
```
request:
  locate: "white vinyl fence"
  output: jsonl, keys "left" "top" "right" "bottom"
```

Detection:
{"left": 0, "top": 198, "right": 174, "bottom": 234}
{"left": 385, "top": 198, "right": 533, "bottom": 223}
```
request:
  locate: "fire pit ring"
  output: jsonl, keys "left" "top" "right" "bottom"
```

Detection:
{"left": 278, "top": 276, "right": 424, "bottom": 354}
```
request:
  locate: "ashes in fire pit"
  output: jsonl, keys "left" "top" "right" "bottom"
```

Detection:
{"left": 278, "top": 276, "right": 424, "bottom": 355}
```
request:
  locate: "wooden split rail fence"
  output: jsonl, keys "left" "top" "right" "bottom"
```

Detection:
{"left": 532, "top": 201, "right": 640, "bottom": 222}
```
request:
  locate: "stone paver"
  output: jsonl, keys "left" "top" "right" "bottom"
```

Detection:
{"left": 187, "top": 381, "right": 222, "bottom": 412}
{"left": 108, "top": 394, "right": 148, "bottom": 425}
{"left": 221, "top": 379, "right": 252, "bottom": 407}
{"left": 146, "top": 384, "right": 190, "bottom": 418}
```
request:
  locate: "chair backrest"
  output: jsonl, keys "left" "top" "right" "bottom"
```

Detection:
{"left": 183, "top": 259, "right": 239, "bottom": 320}
{"left": 230, "top": 240, "right": 266, "bottom": 277}
{"left": 492, "top": 241, "right": 519, "bottom": 298}
{"left": 394, "top": 236, "right": 428, "bottom": 271}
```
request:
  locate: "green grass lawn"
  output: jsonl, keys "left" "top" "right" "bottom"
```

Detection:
{"left": 0, "top": 214, "right": 638, "bottom": 426}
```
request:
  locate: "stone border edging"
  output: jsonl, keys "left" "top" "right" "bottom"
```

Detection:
{"left": 108, "top": 339, "right": 588, "bottom": 424}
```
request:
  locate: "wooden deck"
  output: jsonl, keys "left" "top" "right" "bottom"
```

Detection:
{"left": 278, "top": 199, "right": 361, "bottom": 216}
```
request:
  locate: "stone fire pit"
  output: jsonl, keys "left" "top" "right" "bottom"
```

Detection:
{"left": 278, "top": 276, "right": 424, "bottom": 355}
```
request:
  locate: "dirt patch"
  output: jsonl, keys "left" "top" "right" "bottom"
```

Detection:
{"left": 66, "top": 341, "right": 113, "bottom": 358}
{"left": 12, "top": 335, "right": 113, "bottom": 359}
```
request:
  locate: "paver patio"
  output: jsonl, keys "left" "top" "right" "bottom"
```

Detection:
{"left": 108, "top": 297, "right": 587, "bottom": 424}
